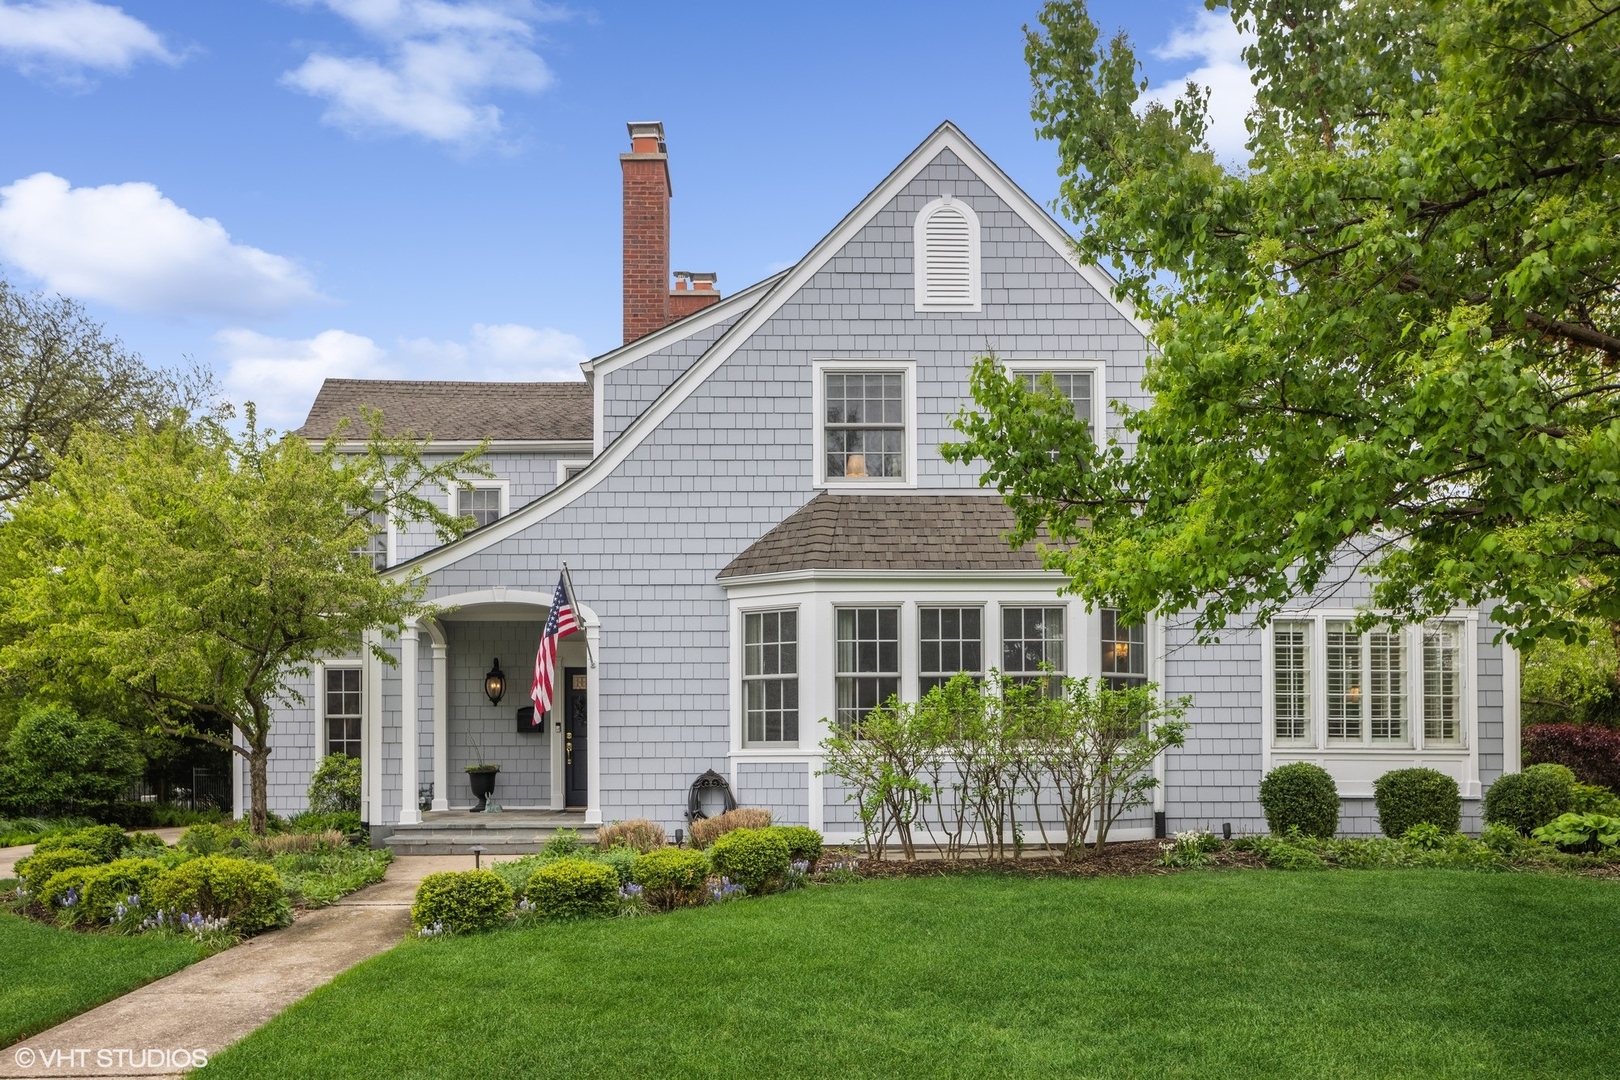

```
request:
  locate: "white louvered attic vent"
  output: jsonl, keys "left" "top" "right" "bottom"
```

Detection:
{"left": 914, "top": 196, "right": 981, "bottom": 312}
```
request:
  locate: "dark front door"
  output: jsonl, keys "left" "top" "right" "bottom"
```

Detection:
{"left": 564, "top": 667, "right": 588, "bottom": 807}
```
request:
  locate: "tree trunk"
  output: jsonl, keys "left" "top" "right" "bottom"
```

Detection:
{"left": 248, "top": 744, "right": 270, "bottom": 835}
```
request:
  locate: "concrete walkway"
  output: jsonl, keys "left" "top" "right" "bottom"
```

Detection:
{"left": 3, "top": 854, "right": 479, "bottom": 1079}
{"left": 0, "top": 831, "right": 186, "bottom": 882}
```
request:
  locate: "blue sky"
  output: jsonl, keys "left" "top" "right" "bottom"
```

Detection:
{"left": 0, "top": 1, "right": 1253, "bottom": 429}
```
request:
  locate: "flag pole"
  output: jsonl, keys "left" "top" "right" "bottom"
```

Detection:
{"left": 560, "top": 562, "right": 595, "bottom": 669}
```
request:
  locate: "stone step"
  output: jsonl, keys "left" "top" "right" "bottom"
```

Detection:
{"left": 383, "top": 823, "right": 598, "bottom": 857}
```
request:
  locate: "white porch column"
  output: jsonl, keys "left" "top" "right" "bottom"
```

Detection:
{"left": 362, "top": 630, "right": 384, "bottom": 826}
{"left": 398, "top": 627, "right": 421, "bottom": 826}
{"left": 428, "top": 620, "right": 450, "bottom": 812}
{"left": 585, "top": 615, "right": 602, "bottom": 825}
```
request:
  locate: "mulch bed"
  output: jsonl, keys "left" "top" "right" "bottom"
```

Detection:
{"left": 835, "top": 840, "right": 1265, "bottom": 879}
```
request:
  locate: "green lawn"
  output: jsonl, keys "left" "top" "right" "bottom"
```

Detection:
{"left": 0, "top": 911, "right": 203, "bottom": 1046}
{"left": 203, "top": 871, "right": 1619, "bottom": 1079}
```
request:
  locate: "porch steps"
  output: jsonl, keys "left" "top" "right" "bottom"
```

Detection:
{"left": 381, "top": 812, "right": 597, "bottom": 856}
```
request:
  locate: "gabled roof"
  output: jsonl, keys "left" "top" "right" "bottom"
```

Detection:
{"left": 718, "top": 494, "right": 1045, "bottom": 579}
{"left": 297, "top": 380, "right": 592, "bottom": 442}
{"left": 396, "top": 120, "right": 1148, "bottom": 578}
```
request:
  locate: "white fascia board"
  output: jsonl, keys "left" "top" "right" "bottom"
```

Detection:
{"left": 393, "top": 122, "right": 1136, "bottom": 581}
{"left": 718, "top": 568, "right": 1069, "bottom": 591}
{"left": 578, "top": 271, "right": 785, "bottom": 379}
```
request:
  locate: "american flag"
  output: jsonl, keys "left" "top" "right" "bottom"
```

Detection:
{"left": 530, "top": 572, "right": 579, "bottom": 720}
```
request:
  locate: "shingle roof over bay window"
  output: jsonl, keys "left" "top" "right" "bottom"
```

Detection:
{"left": 718, "top": 493, "right": 1048, "bottom": 579}
{"left": 296, "top": 379, "right": 593, "bottom": 441}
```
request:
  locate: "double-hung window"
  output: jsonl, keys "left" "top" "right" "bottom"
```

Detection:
{"left": 743, "top": 610, "right": 798, "bottom": 746}
{"left": 836, "top": 607, "right": 899, "bottom": 730}
{"left": 1003, "top": 606, "right": 1065, "bottom": 696}
{"left": 1020, "top": 370, "right": 1095, "bottom": 431}
{"left": 325, "top": 668, "right": 362, "bottom": 758}
{"left": 457, "top": 487, "right": 502, "bottom": 527}
{"left": 919, "top": 607, "right": 983, "bottom": 694}
{"left": 353, "top": 491, "right": 388, "bottom": 570}
{"left": 824, "top": 372, "right": 905, "bottom": 480}
{"left": 1100, "top": 608, "right": 1147, "bottom": 690}
{"left": 1272, "top": 616, "right": 1468, "bottom": 749}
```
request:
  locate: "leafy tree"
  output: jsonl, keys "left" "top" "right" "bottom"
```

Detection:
{"left": 0, "top": 702, "right": 143, "bottom": 816}
{"left": 0, "top": 278, "right": 206, "bottom": 504}
{"left": 948, "top": 1, "right": 1620, "bottom": 647}
{"left": 0, "top": 409, "right": 484, "bottom": 833}
{"left": 1522, "top": 623, "right": 1620, "bottom": 727}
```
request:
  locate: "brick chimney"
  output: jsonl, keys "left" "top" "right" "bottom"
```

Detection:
{"left": 620, "top": 122, "right": 721, "bottom": 343}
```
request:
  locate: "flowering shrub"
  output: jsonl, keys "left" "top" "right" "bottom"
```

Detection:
{"left": 1157, "top": 830, "right": 1220, "bottom": 868}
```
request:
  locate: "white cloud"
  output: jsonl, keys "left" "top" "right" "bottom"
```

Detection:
{"left": 1141, "top": 8, "right": 1256, "bottom": 165}
{"left": 0, "top": 172, "right": 322, "bottom": 317}
{"left": 217, "top": 321, "right": 587, "bottom": 429}
{"left": 283, "top": 1, "right": 560, "bottom": 144}
{"left": 0, "top": 0, "right": 177, "bottom": 82}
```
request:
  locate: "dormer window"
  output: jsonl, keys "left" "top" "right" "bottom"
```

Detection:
{"left": 914, "top": 195, "right": 982, "bottom": 312}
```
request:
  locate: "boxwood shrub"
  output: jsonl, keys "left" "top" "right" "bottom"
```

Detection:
{"left": 632, "top": 847, "right": 709, "bottom": 908}
{"left": 525, "top": 858, "right": 619, "bottom": 919}
{"left": 1373, "top": 768, "right": 1462, "bottom": 837}
{"left": 33, "top": 824, "right": 129, "bottom": 863}
{"left": 768, "top": 825, "right": 824, "bottom": 866}
{"left": 43, "top": 858, "right": 166, "bottom": 926}
{"left": 16, "top": 847, "right": 100, "bottom": 897}
{"left": 708, "top": 827, "right": 790, "bottom": 892}
{"left": 411, "top": 870, "right": 514, "bottom": 934}
{"left": 1483, "top": 764, "right": 1574, "bottom": 834}
{"left": 1258, "top": 762, "right": 1340, "bottom": 839}
{"left": 149, "top": 855, "right": 289, "bottom": 934}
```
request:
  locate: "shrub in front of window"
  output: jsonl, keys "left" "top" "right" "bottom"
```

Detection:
{"left": 16, "top": 847, "right": 100, "bottom": 898}
{"left": 1483, "top": 764, "right": 1574, "bottom": 834}
{"left": 411, "top": 870, "right": 514, "bottom": 934}
{"left": 1373, "top": 768, "right": 1462, "bottom": 838}
{"left": 1258, "top": 763, "right": 1340, "bottom": 839}
{"left": 707, "top": 827, "right": 791, "bottom": 893}
{"left": 1524, "top": 723, "right": 1620, "bottom": 792}
{"left": 767, "top": 825, "right": 824, "bottom": 867}
{"left": 1529, "top": 812, "right": 1620, "bottom": 853}
{"left": 632, "top": 847, "right": 710, "bottom": 909}
{"left": 33, "top": 824, "right": 130, "bottom": 863}
{"left": 596, "top": 818, "right": 667, "bottom": 853}
{"left": 525, "top": 858, "right": 619, "bottom": 919}
{"left": 149, "top": 855, "right": 289, "bottom": 935}
{"left": 689, "top": 807, "right": 772, "bottom": 849}
{"left": 307, "top": 753, "right": 363, "bottom": 815}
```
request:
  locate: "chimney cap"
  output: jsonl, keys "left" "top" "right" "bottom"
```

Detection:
{"left": 627, "top": 120, "right": 665, "bottom": 143}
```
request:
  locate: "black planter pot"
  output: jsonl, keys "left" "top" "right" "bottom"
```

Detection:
{"left": 467, "top": 769, "right": 498, "bottom": 812}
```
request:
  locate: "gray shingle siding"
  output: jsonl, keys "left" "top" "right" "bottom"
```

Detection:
{"left": 600, "top": 317, "right": 738, "bottom": 448}
{"left": 736, "top": 762, "right": 810, "bottom": 826}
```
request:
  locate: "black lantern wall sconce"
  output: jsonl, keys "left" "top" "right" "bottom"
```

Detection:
{"left": 484, "top": 659, "right": 507, "bottom": 706}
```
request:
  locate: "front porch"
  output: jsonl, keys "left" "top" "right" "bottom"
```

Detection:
{"left": 382, "top": 809, "right": 598, "bottom": 856}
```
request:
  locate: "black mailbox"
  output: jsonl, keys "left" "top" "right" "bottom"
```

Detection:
{"left": 516, "top": 706, "right": 542, "bottom": 733}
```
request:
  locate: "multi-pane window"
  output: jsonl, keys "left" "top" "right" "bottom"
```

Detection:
{"left": 825, "top": 373, "right": 905, "bottom": 480}
{"left": 1003, "top": 607, "right": 1065, "bottom": 694}
{"left": 1424, "top": 623, "right": 1463, "bottom": 745}
{"left": 1273, "top": 621, "right": 1311, "bottom": 741}
{"left": 1100, "top": 608, "right": 1147, "bottom": 690}
{"left": 1020, "top": 370, "right": 1095, "bottom": 430}
{"left": 1325, "top": 622, "right": 1363, "bottom": 740}
{"left": 744, "top": 610, "right": 798, "bottom": 745}
{"left": 457, "top": 487, "right": 501, "bottom": 527}
{"left": 1369, "top": 630, "right": 1407, "bottom": 742}
{"left": 325, "top": 668, "right": 362, "bottom": 758}
{"left": 352, "top": 488, "right": 387, "bottom": 570}
{"left": 836, "top": 607, "right": 899, "bottom": 730}
{"left": 919, "top": 607, "right": 983, "bottom": 694}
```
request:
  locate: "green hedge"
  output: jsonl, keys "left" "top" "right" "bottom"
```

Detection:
{"left": 411, "top": 870, "right": 513, "bottom": 934}
{"left": 632, "top": 847, "right": 709, "bottom": 907}
{"left": 149, "top": 855, "right": 288, "bottom": 935}
{"left": 768, "top": 825, "right": 824, "bottom": 866}
{"left": 525, "top": 858, "right": 619, "bottom": 919}
{"left": 33, "top": 824, "right": 129, "bottom": 863}
{"left": 43, "top": 858, "right": 166, "bottom": 927}
{"left": 16, "top": 848, "right": 100, "bottom": 897}
{"left": 1258, "top": 763, "right": 1340, "bottom": 839}
{"left": 1484, "top": 764, "right": 1575, "bottom": 833}
{"left": 708, "top": 827, "right": 790, "bottom": 892}
{"left": 1374, "top": 768, "right": 1461, "bottom": 837}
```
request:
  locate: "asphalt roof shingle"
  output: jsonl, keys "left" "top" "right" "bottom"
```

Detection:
{"left": 296, "top": 379, "right": 593, "bottom": 441}
{"left": 718, "top": 493, "right": 1049, "bottom": 578}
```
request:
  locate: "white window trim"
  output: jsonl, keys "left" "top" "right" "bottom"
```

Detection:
{"left": 1001, "top": 358, "right": 1107, "bottom": 443}
{"left": 913, "top": 194, "right": 982, "bottom": 312}
{"left": 557, "top": 459, "right": 591, "bottom": 485}
{"left": 317, "top": 660, "right": 363, "bottom": 758}
{"left": 737, "top": 604, "right": 803, "bottom": 749}
{"left": 450, "top": 478, "right": 511, "bottom": 522}
{"left": 1261, "top": 610, "right": 1482, "bottom": 798}
{"left": 811, "top": 359, "right": 918, "bottom": 491}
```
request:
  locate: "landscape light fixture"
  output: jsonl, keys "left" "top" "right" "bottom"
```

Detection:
{"left": 484, "top": 659, "right": 507, "bottom": 706}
